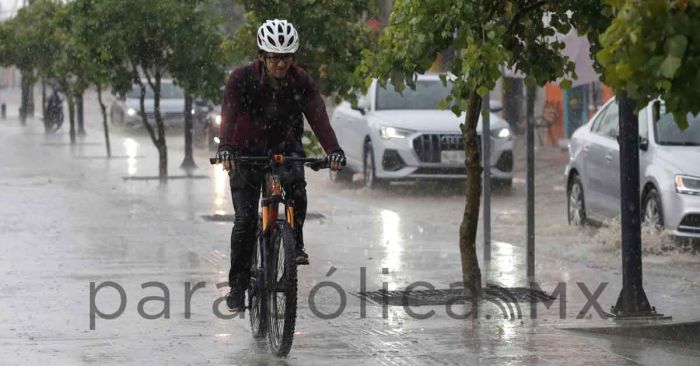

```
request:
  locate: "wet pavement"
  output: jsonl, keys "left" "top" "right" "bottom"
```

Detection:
{"left": 1, "top": 88, "right": 699, "bottom": 365}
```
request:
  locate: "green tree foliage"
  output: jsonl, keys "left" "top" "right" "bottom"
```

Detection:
{"left": 0, "top": 0, "right": 58, "bottom": 79}
{"left": 88, "top": 0, "right": 228, "bottom": 180}
{"left": 201, "top": 0, "right": 246, "bottom": 37}
{"left": 596, "top": 0, "right": 700, "bottom": 128}
{"left": 361, "top": 0, "right": 581, "bottom": 295}
{"left": 232, "top": 0, "right": 377, "bottom": 101}
{"left": 0, "top": 0, "right": 61, "bottom": 121}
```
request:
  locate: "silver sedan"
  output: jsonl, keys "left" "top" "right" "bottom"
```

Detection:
{"left": 565, "top": 98, "right": 700, "bottom": 238}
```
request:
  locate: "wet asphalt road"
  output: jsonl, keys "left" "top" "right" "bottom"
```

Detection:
{"left": 1, "top": 89, "right": 699, "bottom": 365}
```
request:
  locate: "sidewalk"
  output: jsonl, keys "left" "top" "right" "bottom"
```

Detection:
{"left": 1, "top": 102, "right": 699, "bottom": 365}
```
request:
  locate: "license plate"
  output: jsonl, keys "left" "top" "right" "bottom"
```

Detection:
{"left": 441, "top": 150, "right": 465, "bottom": 164}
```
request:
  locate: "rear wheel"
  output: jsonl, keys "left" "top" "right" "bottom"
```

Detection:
{"left": 267, "top": 223, "right": 298, "bottom": 357}
{"left": 568, "top": 174, "right": 587, "bottom": 226}
{"left": 248, "top": 223, "right": 266, "bottom": 339}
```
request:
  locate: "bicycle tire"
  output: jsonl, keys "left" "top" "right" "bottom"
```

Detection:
{"left": 266, "top": 222, "right": 298, "bottom": 357}
{"left": 248, "top": 223, "right": 267, "bottom": 339}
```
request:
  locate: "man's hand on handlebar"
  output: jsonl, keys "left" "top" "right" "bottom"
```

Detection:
{"left": 216, "top": 148, "right": 236, "bottom": 171}
{"left": 327, "top": 149, "right": 346, "bottom": 172}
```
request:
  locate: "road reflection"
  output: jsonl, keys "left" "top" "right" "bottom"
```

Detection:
{"left": 213, "top": 165, "right": 228, "bottom": 215}
{"left": 380, "top": 209, "right": 403, "bottom": 277}
{"left": 123, "top": 138, "right": 139, "bottom": 176}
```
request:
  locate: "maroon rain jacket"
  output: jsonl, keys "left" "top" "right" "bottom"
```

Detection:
{"left": 218, "top": 59, "right": 340, "bottom": 155}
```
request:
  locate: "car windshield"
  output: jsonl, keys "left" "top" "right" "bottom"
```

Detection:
{"left": 654, "top": 111, "right": 700, "bottom": 146}
{"left": 126, "top": 83, "right": 185, "bottom": 99}
{"left": 376, "top": 79, "right": 453, "bottom": 110}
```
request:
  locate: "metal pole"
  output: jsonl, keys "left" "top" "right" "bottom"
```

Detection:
{"left": 482, "top": 93, "right": 491, "bottom": 262}
{"left": 612, "top": 92, "right": 655, "bottom": 317}
{"left": 526, "top": 84, "right": 535, "bottom": 281}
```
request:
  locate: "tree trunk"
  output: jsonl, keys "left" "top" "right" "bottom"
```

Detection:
{"left": 19, "top": 71, "right": 33, "bottom": 124}
{"left": 612, "top": 92, "right": 653, "bottom": 316}
{"left": 77, "top": 93, "right": 86, "bottom": 136}
{"left": 459, "top": 89, "right": 483, "bottom": 302}
{"left": 157, "top": 140, "right": 168, "bottom": 182}
{"left": 66, "top": 93, "right": 76, "bottom": 144}
{"left": 41, "top": 79, "right": 47, "bottom": 118}
{"left": 181, "top": 93, "right": 196, "bottom": 169}
{"left": 97, "top": 88, "right": 111, "bottom": 158}
{"left": 152, "top": 69, "right": 167, "bottom": 181}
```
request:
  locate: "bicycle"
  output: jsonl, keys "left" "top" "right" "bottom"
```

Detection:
{"left": 210, "top": 153, "right": 339, "bottom": 357}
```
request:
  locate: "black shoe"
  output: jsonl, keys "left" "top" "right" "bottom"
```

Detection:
{"left": 226, "top": 289, "right": 246, "bottom": 312}
{"left": 295, "top": 247, "right": 309, "bottom": 265}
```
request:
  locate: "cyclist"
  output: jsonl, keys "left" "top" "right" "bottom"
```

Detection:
{"left": 216, "top": 19, "right": 346, "bottom": 311}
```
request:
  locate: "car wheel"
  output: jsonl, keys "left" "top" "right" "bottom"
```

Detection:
{"left": 568, "top": 174, "right": 587, "bottom": 226}
{"left": 643, "top": 188, "right": 664, "bottom": 230}
{"left": 363, "top": 141, "right": 385, "bottom": 189}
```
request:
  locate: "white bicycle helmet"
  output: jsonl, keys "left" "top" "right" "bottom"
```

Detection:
{"left": 257, "top": 19, "right": 299, "bottom": 53}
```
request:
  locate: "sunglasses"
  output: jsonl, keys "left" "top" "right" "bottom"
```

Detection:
{"left": 265, "top": 53, "right": 294, "bottom": 63}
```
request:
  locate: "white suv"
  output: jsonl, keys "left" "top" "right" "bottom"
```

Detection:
{"left": 330, "top": 74, "right": 514, "bottom": 188}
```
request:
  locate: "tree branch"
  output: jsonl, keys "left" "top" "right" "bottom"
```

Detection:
{"left": 507, "top": 0, "right": 548, "bottom": 36}
{"left": 131, "top": 64, "right": 157, "bottom": 146}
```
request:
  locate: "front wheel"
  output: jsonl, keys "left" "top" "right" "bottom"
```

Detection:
{"left": 248, "top": 223, "right": 266, "bottom": 339}
{"left": 363, "top": 141, "right": 386, "bottom": 189}
{"left": 643, "top": 188, "right": 664, "bottom": 231}
{"left": 267, "top": 223, "right": 298, "bottom": 357}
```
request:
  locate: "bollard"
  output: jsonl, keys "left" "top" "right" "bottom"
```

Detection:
{"left": 1, "top": 103, "right": 6, "bottom": 119}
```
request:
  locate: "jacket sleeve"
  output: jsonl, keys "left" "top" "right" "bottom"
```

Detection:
{"left": 301, "top": 75, "right": 342, "bottom": 154}
{"left": 218, "top": 70, "right": 241, "bottom": 151}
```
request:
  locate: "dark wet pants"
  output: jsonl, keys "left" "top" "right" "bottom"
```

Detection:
{"left": 228, "top": 160, "right": 307, "bottom": 290}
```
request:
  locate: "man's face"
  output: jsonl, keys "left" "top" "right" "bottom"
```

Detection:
{"left": 263, "top": 53, "right": 294, "bottom": 79}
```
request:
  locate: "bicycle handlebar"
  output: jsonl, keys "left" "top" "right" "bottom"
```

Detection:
{"left": 209, "top": 155, "right": 344, "bottom": 171}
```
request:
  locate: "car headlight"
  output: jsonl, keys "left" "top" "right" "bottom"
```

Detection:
{"left": 380, "top": 126, "right": 414, "bottom": 140}
{"left": 491, "top": 127, "right": 512, "bottom": 139}
{"left": 127, "top": 108, "right": 136, "bottom": 117}
{"left": 675, "top": 175, "right": 700, "bottom": 195}
{"left": 214, "top": 115, "right": 222, "bottom": 126}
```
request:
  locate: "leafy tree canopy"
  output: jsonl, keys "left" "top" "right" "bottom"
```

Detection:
{"left": 597, "top": 0, "right": 700, "bottom": 128}
{"left": 359, "top": 1, "right": 583, "bottom": 115}
{"left": 0, "top": 0, "right": 61, "bottom": 79}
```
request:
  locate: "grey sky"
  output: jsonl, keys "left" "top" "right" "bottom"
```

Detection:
{"left": 0, "top": 0, "right": 23, "bottom": 21}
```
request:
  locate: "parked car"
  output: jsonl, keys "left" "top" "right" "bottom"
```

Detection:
{"left": 110, "top": 79, "right": 187, "bottom": 127}
{"left": 565, "top": 98, "right": 700, "bottom": 238}
{"left": 329, "top": 74, "right": 514, "bottom": 188}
